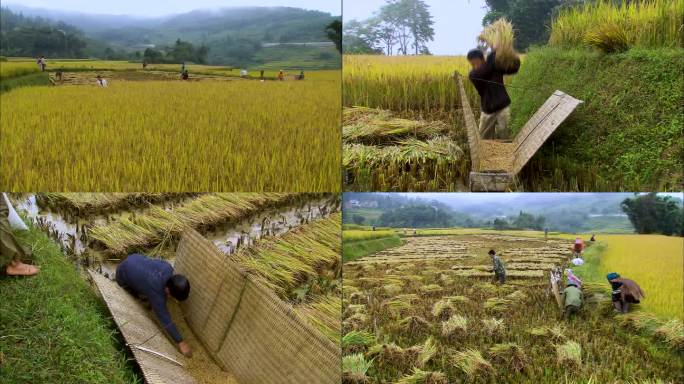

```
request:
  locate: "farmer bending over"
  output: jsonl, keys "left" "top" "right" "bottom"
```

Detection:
{"left": 467, "top": 48, "right": 520, "bottom": 139}
{"left": 1, "top": 197, "right": 39, "bottom": 276}
{"left": 488, "top": 249, "right": 506, "bottom": 284}
{"left": 561, "top": 282, "right": 583, "bottom": 320}
{"left": 116, "top": 254, "right": 192, "bottom": 357}
{"left": 607, "top": 272, "right": 644, "bottom": 313}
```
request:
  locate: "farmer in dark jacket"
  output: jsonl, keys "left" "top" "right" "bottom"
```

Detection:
{"left": 467, "top": 49, "right": 520, "bottom": 139}
{"left": 607, "top": 272, "right": 645, "bottom": 313}
{"left": 116, "top": 254, "right": 192, "bottom": 357}
{"left": 489, "top": 249, "right": 506, "bottom": 284}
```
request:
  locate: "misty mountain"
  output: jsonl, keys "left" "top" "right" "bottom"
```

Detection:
{"left": 3, "top": 4, "right": 341, "bottom": 67}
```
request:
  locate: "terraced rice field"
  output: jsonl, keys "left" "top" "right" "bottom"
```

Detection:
{"left": 342, "top": 232, "right": 683, "bottom": 383}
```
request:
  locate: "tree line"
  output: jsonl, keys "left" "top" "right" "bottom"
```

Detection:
{"left": 343, "top": 0, "right": 435, "bottom": 55}
{"left": 621, "top": 193, "right": 683, "bottom": 236}
{"left": 344, "top": 0, "right": 593, "bottom": 55}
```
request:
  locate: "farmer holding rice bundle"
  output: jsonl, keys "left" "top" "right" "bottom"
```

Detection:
{"left": 607, "top": 272, "right": 645, "bottom": 313}
{"left": 115, "top": 254, "right": 193, "bottom": 357}
{"left": 1, "top": 196, "right": 39, "bottom": 277}
{"left": 467, "top": 18, "right": 520, "bottom": 139}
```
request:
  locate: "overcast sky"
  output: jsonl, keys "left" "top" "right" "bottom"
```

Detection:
{"left": 5, "top": 0, "right": 341, "bottom": 16}
{"left": 343, "top": 0, "right": 487, "bottom": 55}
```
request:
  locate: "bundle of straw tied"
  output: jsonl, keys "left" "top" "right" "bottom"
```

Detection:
{"left": 478, "top": 18, "right": 521, "bottom": 74}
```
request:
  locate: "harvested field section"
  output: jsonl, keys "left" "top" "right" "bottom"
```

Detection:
{"left": 342, "top": 231, "right": 684, "bottom": 383}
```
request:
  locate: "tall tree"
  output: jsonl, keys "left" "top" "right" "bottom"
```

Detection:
{"left": 343, "top": 20, "right": 381, "bottom": 54}
{"left": 483, "top": 0, "right": 565, "bottom": 50}
{"left": 621, "top": 193, "right": 683, "bottom": 236}
{"left": 325, "top": 20, "right": 342, "bottom": 54}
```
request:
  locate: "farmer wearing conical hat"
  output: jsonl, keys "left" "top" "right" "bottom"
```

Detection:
{"left": 561, "top": 281, "right": 583, "bottom": 320}
{"left": 1, "top": 196, "right": 39, "bottom": 276}
{"left": 467, "top": 48, "right": 520, "bottom": 140}
{"left": 607, "top": 272, "right": 645, "bottom": 313}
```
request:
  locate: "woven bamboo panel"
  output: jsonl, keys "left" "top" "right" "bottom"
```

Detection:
{"left": 512, "top": 90, "right": 583, "bottom": 174}
{"left": 174, "top": 228, "right": 341, "bottom": 384}
{"left": 457, "top": 75, "right": 480, "bottom": 170}
{"left": 89, "top": 271, "right": 195, "bottom": 384}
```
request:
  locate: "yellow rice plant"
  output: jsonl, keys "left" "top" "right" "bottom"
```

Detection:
{"left": 343, "top": 55, "right": 472, "bottom": 115}
{"left": 343, "top": 230, "right": 399, "bottom": 242}
{"left": 342, "top": 353, "right": 373, "bottom": 384}
{"left": 396, "top": 368, "right": 448, "bottom": 384}
{"left": 441, "top": 314, "right": 468, "bottom": 337}
{"left": 1, "top": 79, "right": 340, "bottom": 191}
{"left": 555, "top": 340, "right": 582, "bottom": 368}
{"left": 451, "top": 349, "right": 494, "bottom": 379}
{"left": 598, "top": 235, "right": 683, "bottom": 319}
{"left": 0, "top": 61, "right": 40, "bottom": 80}
{"left": 583, "top": 23, "right": 630, "bottom": 53}
{"left": 550, "top": 0, "right": 684, "bottom": 49}
{"left": 294, "top": 294, "right": 341, "bottom": 344}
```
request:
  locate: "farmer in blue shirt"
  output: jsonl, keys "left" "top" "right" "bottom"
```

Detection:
{"left": 115, "top": 254, "right": 192, "bottom": 357}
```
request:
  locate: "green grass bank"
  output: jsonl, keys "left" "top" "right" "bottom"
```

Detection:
{"left": 342, "top": 235, "right": 403, "bottom": 263}
{"left": 0, "top": 225, "right": 141, "bottom": 384}
{"left": 0, "top": 72, "right": 51, "bottom": 94}
{"left": 509, "top": 47, "right": 683, "bottom": 191}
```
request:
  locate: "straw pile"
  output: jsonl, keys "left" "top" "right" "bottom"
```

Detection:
{"left": 478, "top": 18, "right": 521, "bottom": 73}
{"left": 89, "top": 193, "right": 299, "bottom": 255}
{"left": 478, "top": 140, "right": 514, "bottom": 172}
{"left": 37, "top": 192, "right": 185, "bottom": 216}
{"left": 343, "top": 107, "right": 449, "bottom": 145}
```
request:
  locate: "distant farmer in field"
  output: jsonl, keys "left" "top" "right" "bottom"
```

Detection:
{"left": 96, "top": 75, "right": 108, "bottom": 87}
{"left": 142, "top": 61, "right": 148, "bottom": 70}
{"left": 544, "top": 227, "right": 549, "bottom": 240}
{"left": 489, "top": 249, "right": 506, "bottom": 284}
{"left": 181, "top": 62, "right": 186, "bottom": 73}
{"left": 561, "top": 281, "right": 583, "bottom": 320}
{"left": 1, "top": 197, "right": 39, "bottom": 277}
{"left": 278, "top": 70, "right": 285, "bottom": 81}
{"left": 298, "top": 70, "right": 305, "bottom": 80}
{"left": 37, "top": 56, "right": 46, "bottom": 71}
{"left": 260, "top": 70, "right": 264, "bottom": 79}
{"left": 116, "top": 254, "right": 192, "bottom": 357}
{"left": 590, "top": 234, "right": 596, "bottom": 242}
{"left": 572, "top": 237, "right": 584, "bottom": 257}
{"left": 181, "top": 70, "right": 189, "bottom": 80}
{"left": 467, "top": 48, "right": 520, "bottom": 139}
{"left": 565, "top": 269, "right": 582, "bottom": 288}
{"left": 607, "top": 272, "right": 645, "bottom": 313}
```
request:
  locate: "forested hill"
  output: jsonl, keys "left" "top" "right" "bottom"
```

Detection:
{"left": 1, "top": 5, "right": 341, "bottom": 68}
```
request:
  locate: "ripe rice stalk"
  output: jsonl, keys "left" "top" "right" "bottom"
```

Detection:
{"left": 616, "top": 312, "right": 661, "bottom": 333}
{"left": 343, "top": 107, "right": 449, "bottom": 145}
{"left": 294, "top": 295, "right": 341, "bottom": 344}
{"left": 444, "top": 295, "right": 470, "bottom": 304}
{"left": 441, "top": 314, "right": 468, "bottom": 337}
{"left": 583, "top": 23, "right": 630, "bottom": 53}
{"left": 431, "top": 299, "right": 455, "bottom": 320}
{"left": 484, "top": 298, "right": 512, "bottom": 313}
{"left": 233, "top": 213, "right": 341, "bottom": 300}
{"left": 451, "top": 349, "right": 494, "bottom": 379}
{"left": 397, "top": 316, "right": 431, "bottom": 336}
{"left": 384, "top": 284, "right": 404, "bottom": 296}
{"left": 482, "top": 318, "right": 505, "bottom": 336}
{"left": 488, "top": 343, "right": 529, "bottom": 372}
{"left": 556, "top": 340, "right": 582, "bottom": 368}
{"left": 367, "top": 343, "right": 407, "bottom": 367}
{"left": 654, "top": 320, "right": 684, "bottom": 350}
{"left": 529, "top": 325, "right": 566, "bottom": 341}
{"left": 506, "top": 290, "right": 528, "bottom": 301}
{"left": 417, "top": 337, "right": 438, "bottom": 368}
{"left": 89, "top": 193, "right": 299, "bottom": 255}
{"left": 478, "top": 18, "right": 520, "bottom": 73}
{"left": 342, "top": 353, "right": 373, "bottom": 384}
{"left": 343, "top": 313, "right": 368, "bottom": 331}
{"left": 396, "top": 368, "right": 448, "bottom": 384}
{"left": 420, "top": 284, "right": 443, "bottom": 295}
{"left": 342, "top": 330, "right": 376, "bottom": 350}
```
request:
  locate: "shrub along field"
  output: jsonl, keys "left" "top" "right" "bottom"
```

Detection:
{"left": 1, "top": 74, "right": 341, "bottom": 191}
{"left": 342, "top": 231, "right": 683, "bottom": 383}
